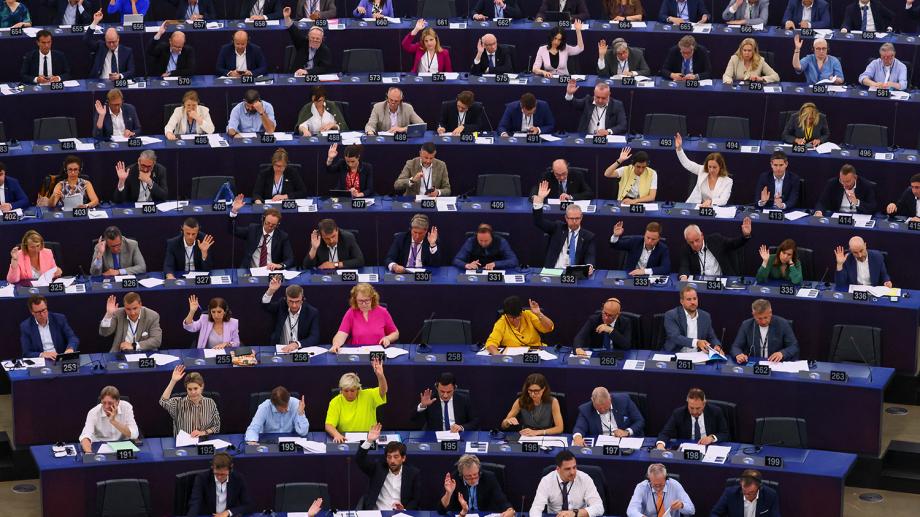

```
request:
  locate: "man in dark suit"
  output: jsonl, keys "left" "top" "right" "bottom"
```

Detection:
{"left": 19, "top": 295, "right": 79, "bottom": 359}
{"left": 163, "top": 218, "right": 214, "bottom": 279}
{"left": 782, "top": 0, "right": 831, "bottom": 29}
{"left": 284, "top": 7, "right": 333, "bottom": 74}
{"left": 21, "top": 30, "right": 72, "bottom": 84}
{"left": 440, "top": 455, "right": 514, "bottom": 516}
{"left": 564, "top": 80, "right": 627, "bottom": 136}
{"left": 186, "top": 452, "right": 251, "bottom": 517}
{"left": 92, "top": 88, "right": 140, "bottom": 141}
{"left": 906, "top": 0, "right": 920, "bottom": 33}
{"left": 573, "top": 298, "right": 632, "bottom": 353}
{"left": 296, "top": 0, "right": 337, "bottom": 19}
{"left": 229, "top": 196, "right": 295, "bottom": 270}
{"left": 660, "top": 35, "right": 711, "bottom": 81}
{"left": 730, "top": 298, "right": 800, "bottom": 363}
{"left": 438, "top": 91, "right": 485, "bottom": 135}
{"left": 412, "top": 372, "right": 479, "bottom": 431}
{"left": 497, "top": 93, "right": 554, "bottom": 136}
{"left": 262, "top": 277, "right": 320, "bottom": 351}
{"left": 711, "top": 469, "right": 780, "bottom": 517}
{"left": 885, "top": 173, "right": 920, "bottom": 220}
{"left": 357, "top": 424, "right": 422, "bottom": 510}
{"left": 215, "top": 30, "right": 268, "bottom": 77}
{"left": 533, "top": 180, "right": 596, "bottom": 271}
{"left": 175, "top": 0, "right": 217, "bottom": 20}
{"left": 597, "top": 38, "right": 651, "bottom": 77}
{"left": 663, "top": 285, "right": 722, "bottom": 353}
{"left": 530, "top": 160, "right": 593, "bottom": 201}
{"left": 148, "top": 23, "right": 196, "bottom": 78}
{"left": 678, "top": 217, "right": 752, "bottom": 279}
{"left": 833, "top": 236, "right": 891, "bottom": 290}
{"left": 385, "top": 214, "right": 441, "bottom": 273}
{"left": 303, "top": 218, "right": 365, "bottom": 269}
{"left": 0, "top": 166, "right": 30, "bottom": 212}
{"left": 451, "top": 224, "right": 519, "bottom": 270}
{"left": 656, "top": 388, "right": 730, "bottom": 448}
{"left": 841, "top": 0, "right": 894, "bottom": 33}
{"left": 470, "top": 34, "right": 514, "bottom": 75}
{"left": 535, "top": 0, "right": 589, "bottom": 21}
{"left": 84, "top": 14, "right": 135, "bottom": 81}
{"left": 241, "top": 0, "right": 283, "bottom": 19}
{"left": 659, "top": 0, "right": 709, "bottom": 23}
{"left": 472, "top": 0, "right": 523, "bottom": 19}
{"left": 48, "top": 0, "right": 95, "bottom": 25}
{"left": 572, "top": 387, "right": 645, "bottom": 446}
{"left": 755, "top": 151, "right": 801, "bottom": 211}
{"left": 111, "top": 151, "right": 169, "bottom": 204}
{"left": 610, "top": 220, "right": 671, "bottom": 275}
{"left": 814, "top": 164, "right": 878, "bottom": 217}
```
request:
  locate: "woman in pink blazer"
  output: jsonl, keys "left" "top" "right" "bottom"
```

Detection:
{"left": 532, "top": 20, "right": 585, "bottom": 77}
{"left": 182, "top": 295, "right": 241, "bottom": 349}
{"left": 7, "top": 230, "right": 61, "bottom": 283}
{"left": 401, "top": 19, "right": 453, "bottom": 73}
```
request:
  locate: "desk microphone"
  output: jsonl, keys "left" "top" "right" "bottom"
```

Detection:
{"left": 482, "top": 107, "right": 495, "bottom": 133}
{"left": 743, "top": 440, "right": 784, "bottom": 454}
{"left": 77, "top": 265, "right": 87, "bottom": 283}
{"left": 850, "top": 336, "right": 874, "bottom": 384}
{"left": 412, "top": 311, "right": 436, "bottom": 352}
{"left": 718, "top": 327, "right": 726, "bottom": 350}
{"left": 816, "top": 267, "right": 830, "bottom": 289}
{"left": 457, "top": 187, "right": 476, "bottom": 200}
{"left": 519, "top": 495, "right": 527, "bottom": 517}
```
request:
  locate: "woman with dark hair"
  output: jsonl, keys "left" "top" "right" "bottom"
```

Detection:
{"left": 532, "top": 20, "right": 584, "bottom": 78}
{"left": 484, "top": 296, "right": 554, "bottom": 355}
{"left": 183, "top": 295, "right": 241, "bottom": 349}
{"left": 500, "top": 373, "right": 564, "bottom": 436}
{"left": 756, "top": 239, "right": 803, "bottom": 284}
{"left": 325, "top": 143, "right": 374, "bottom": 197}
{"left": 603, "top": 0, "right": 644, "bottom": 20}
{"left": 676, "top": 133, "right": 733, "bottom": 207}
{"left": 297, "top": 86, "right": 341, "bottom": 136}
{"left": 48, "top": 155, "right": 100, "bottom": 209}
{"left": 160, "top": 365, "right": 220, "bottom": 438}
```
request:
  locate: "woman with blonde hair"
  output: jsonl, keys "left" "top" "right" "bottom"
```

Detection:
{"left": 782, "top": 102, "right": 829, "bottom": 147}
{"left": 402, "top": 19, "right": 453, "bottom": 73}
{"left": 252, "top": 147, "right": 308, "bottom": 203}
{"left": 164, "top": 90, "right": 215, "bottom": 140}
{"left": 330, "top": 283, "right": 399, "bottom": 352}
{"left": 7, "top": 230, "right": 61, "bottom": 283}
{"left": 722, "top": 37, "right": 779, "bottom": 84}
{"left": 676, "top": 133, "right": 733, "bottom": 207}
{"left": 159, "top": 365, "right": 220, "bottom": 438}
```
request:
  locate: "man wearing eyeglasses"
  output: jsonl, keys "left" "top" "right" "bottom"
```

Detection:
{"left": 532, "top": 180, "right": 596, "bottom": 275}
{"left": 229, "top": 194, "right": 293, "bottom": 270}
{"left": 20, "top": 295, "right": 78, "bottom": 360}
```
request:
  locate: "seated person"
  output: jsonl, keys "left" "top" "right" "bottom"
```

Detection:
{"left": 244, "top": 386, "right": 308, "bottom": 444}
{"left": 472, "top": 0, "right": 522, "bottom": 19}
{"left": 485, "top": 296, "right": 554, "bottom": 354}
{"left": 107, "top": 0, "right": 149, "bottom": 20}
{"left": 99, "top": 292, "right": 162, "bottom": 352}
{"left": 80, "top": 385, "right": 139, "bottom": 453}
{"left": 112, "top": 150, "right": 169, "bottom": 204}
{"left": 573, "top": 298, "right": 632, "bottom": 354}
{"left": 365, "top": 87, "right": 425, "bottom": 135}
{"left": 841, "top": 0, "right": 894, "bottom": 33}
{"left": 165, "top": 90, "right": 215, "bottom": 140}
{"left": 1, "top": 0, "right": 31, "bottom": 28}
{"left": 470, "top": 34, "right": 514, "bottom": 75}
{"left": 440, "top": 454, "right": 513, "bottom": 516}
{"left": 722, "top": 37, "right": 779, "bottom": 84}
{"left": 394, "top": 142, "right": 451, "bottom": 197}
{"left": 242, "top": 0, "right": 282, "bottom": 19}
{"left": 597, "top": 38, "right": 651, "bottom": 77}
{"left": 283, "top": 7, "right": 332, "bottom": 75}
{"left": 659, "top": 0, "right": 709, "bottom": 23}
{"left": 783, "top": 0, "right": 831, "bottom": 29}
{"left": 564, "top": 80, "right": 626, "bottom": 136}
{"left": 452, "top": 224, "right": 519, "bottom": 271}
{"left": 886, "top": 173, "right": 920, "bottom": 220}
{"left": 354, "top": 0, "right": 394, "bottom": 18}
{"left": 147, "top": 24, "right": 195, "bottom": 78}
{"left": 834, "top": 236, "right": 891, "bottom": 289}
{"left": 530, "top": 159, "right": 594, "bottom": 201}
{"left": 8, "top": 230, "right": 61, "bottom": 283}
{"left": 159, "top": 365, "right": 220, "bottom": 437}
{"left": 229, "top": 199, "right": 295, "bottom": 270}
{"left": 792, "top": 35, "right": 843, "bottom": 85}
{"left": 295, "top": 0, "right": 337, "bottom": 19}
{"left": 325, "top": 144, "right": 373, "bottom": 197}
{"left": 303, "top": 218, "right": 365, "bottom": 270}
{"left": 325, "top": 360, "right": 388, "bottom": 442}
{"left": 176, "top": 0, "right": 217, "bottom": 20}
{"left": 21, "top": 30, "right": 70, "bottom": 84}
{"left": 413, "top": 372, "right": 478, "bottom": 431}
{"left": 497, "top": 93, "right": 555, "bottom": 137}
{"left": 814, "top": 164, "right": 878, "bottom": 217}
{"left": 532, "top": 183, "right": 596, "bottom": 271}
{"left": 711, "top": 469, "right": 780, "bottom": 517}
{"left": 49, "top": 156, "right": 100, "bottom": 210}
{"left": 183, "top": 295, "right": 240, "bottom": 350}
{"left": 262, "top": 278, "right": 320, "bottom": 351}
{"left": 85, "top": 12, "right": 135, "bottom": 80}
{"left": 186, "top": 452, "right": 252, "bottom": 517}
{"left": 730, "top": 299, "right": 800, "bottom": 362}
{"left": 663, "top": 285, "right": 722, "bottom": 353}
{"left": 385, "top": 214, "right": 441, "bottom": 273}
{"left": 535, "top": 0, "right": 590, "bottom": 21}
{"left": 253, "top": 148, "right": 308, "bottom": 203}
{"left": 93, "top": 88, "right": 140, "bottom": 141}
{"left": 215, "top": 30, "right": 267, "bottom": 77}
{"left": 858, "top": 43, "right": 907, "bottom": 90}
{"left": 297, "top": 86, "right": 342, "bottom": 136}
{"left": 90, "top": 226, "right": 146, "bottom": 276}
{"left": 0, "top": 164, "right": 29, "bottom": 212}
{"left": 678, "top": 218, "right": 753, "bottom": 280}
{"left": 532, "top": 23, "right": 584, "bottom": 78}
{"left": 604, "top": 0, "right": 645, "bottom": 20}
{"left": 605, "top": 148, "right": 657, "bottom": 205}
{"left": 529, "top": 450, "right": 604, "bottom": 517}
{"left": 656, "top": 388, "right": 730, "bottom": 449}
{"left": 356, "top": 423, "right": 421, "bottom": 510}
{"left": 438, "top": 90, "right": 484, "bottom": 135}
{"left": 626, "top": 464, "right": 695, "bottom": 517}
{"left": 501, "top": 373, "right": 563, "bottom": 436}
{"left": 330, "top": 283, "right": 399, "bottom": 352}
{"left": 610, "top": 221, "right": 671, "bottom": 275}
{"left": 227, "top": 89, "right": 276, "bottom": 137}
{"left": 660, "top": 35, "right": 711, "bottom": 81}
{"left": 676, "top": 133, "right": 733, "bottom": 207}
{"left": 756, "top": 240, "right": 803, "bottom": 284}
{"left": 572, "top": 387, "right": 645, "bottom": 446}
{"left": 755, "top": 151, "right": 801, "bottom": 210}
{"left": 722, "top": 0, "right": 768, "bottom": 25}
{"left": 402, "top": 20, "right": 453, "bottom": 73}
{"left": 19, "top": 295, "right": 78, "bottom": 359}
{"left": 781, "top": 102, "right": 829, "bottom": 146}
{"left": 164, "top": 218, "right": 214, "bottom": 279}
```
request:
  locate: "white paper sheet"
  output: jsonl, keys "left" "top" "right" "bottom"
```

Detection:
{"left": 198, "top": 438, "right": 232, "bottom": 449}
{"left": 203, "top": 349, "right": 227, "bottom": 358}
{"left": 619, "top": 437, "right": 645, "bottom": 449}
{"left": 678, "top": 443, "right": 707, "bottom": 453}
{"left": 176, "top": 430, "right": 199, "bottom": 447}
{"left": 740, "top": 145, "right": 760, "bottom": 153}
{"left": 124, "top": 353, "right": 147, "bottom": 362}
{"left": 271, "top": 132, "right": 294, "bottom": 141}
{"left": 138, "top": 278, "right": 165, "bottom": 288}
{"left": 317, "top": 74, "right": 340, "bottom": 81}
{"left": 436, "top": 431, "right": 461, "bottom": 442}
{"left": 652, "top": 354, "right": 674, "bottom": 361}
{"left": 539, "top": 134, "right": 561, "bottom": 142}
{"left": 676, "top": 351, "right": 710, "bottom": 364}
{"left": 796, "top": 288, "right": 819, "bottom": 298}
{"left": 702, "top": 445, "right": 732, "bottom": 463}
{"left": 151, "top": 353, "right": 180, "bottom": 366}
{"left": 815, "top": 142, "right": 841, "bottom": 154}
{"left": 519, "top": 435, "right": 569, "bottom": 447}
{"left": 713, "top": 206, "right": 737, "bottom": 219}
{"left": 536, "top": 350, "right": 558, "bottom": 360}
{"left": 622, "top": 359, "right": 645, "bottom": 370}
{"left": 758, "top": 360, "right": 809, "bottom": 373}
{"left": 594, "top": 435, "right": 620, "bottom": 446}
{"left": 784, "top": 210, "right": 810, "bottom": 221}
{"left": 465, "top": 441, "right": 489, "bottom": 453}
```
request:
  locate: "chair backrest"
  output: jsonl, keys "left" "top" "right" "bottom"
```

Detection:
{"left": 421, "top": 319, "right": 473, "bottom": 345}
{"left": 623, "top": 391, "right": 648, "bottom": 427}
{"left": 163, "top": 103, "right": 182, "bottom": 128}
{"left": 643, "top": 113, "right": 687, "bottom": 137}
{"left": 650, "top": 313, "right": 667, "bottom": 350}
{"left": 829, "top": 324, "right": 881, "bottom": 365}
{"left": 754, "top": 417, "right": 808, "bottom": 449}
{"left": 776, "top": 111, "right": 796, "bottom": 140}
{"left": 480, "top": 462, "right": 507, "bottom": 492}
{"left": 96, "top": 478, "right": 153, "bottom": 517}
{"left": 0, "top": 120, "right": 7, "bottom": 142}
{"left": 34, "top": 117, "right": 77, "bottom": 140}
{"left": 283, "top": 45, "right": 296, "bottom": 73}
{"left": 250, "top": 391, "right": 301, "bottom": 419}
{"left": 760, "top": 50, "right": 775, "bottom": 69}
{"left": 173, "top": 469, "right": 208, "bottom": 516}
{"left": 274, "top": 482, "right": 332, "bottom": 512}
{"left": 500, "top": 44, "right": 518, "bottom": 72}
{"left": 844, "top": 124, "right": 889, "bottom": 147}
{"left": 551, "top": 392, "right": 566, "bottom": 425}
{"left": 190, "top": 176, "right": 235, "bottom": 200}
{"left": 707, "top": 399, "right": 738, "bottom": 442}
{"left": 43, "top": 241, "right": 64, "bottom": 270}
{"left": 706, "top": 116, "right": 750, "bottom": 139}
{"left": 332, "top": 100, "right": 350, "bottom": 129}
{"left": 417, "top": 0, "right": 457, "bottom": 18}
{"left": 477, "top": 174, "right": 521, "bottom": 196}
{"left": 798, "top": 177, "right": 807, "bottom": 208}
{"left": 618, "top": 311, "right": 642, "bottom": 348}
{"left": 342, "top": 49, "right": 384, "bottom": 73}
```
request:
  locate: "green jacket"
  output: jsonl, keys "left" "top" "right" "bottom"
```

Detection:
{"left": 756, "top": 254, "right": 803, "bottom": 284}
{"left": 294, "top": 100, "right": 349, "bottom": 132}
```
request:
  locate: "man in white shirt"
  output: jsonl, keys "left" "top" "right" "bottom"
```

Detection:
{"left": 626, "top": 463, "right": 695, "bottom": 517}
{"left": 79, "top": 385, "right": 139, "bottom": 452}
{"left": 356, "top": 423, "right": 422, "bottom": 510}
{"left": 530, "top": 450, "right": 604, "bottom": 517}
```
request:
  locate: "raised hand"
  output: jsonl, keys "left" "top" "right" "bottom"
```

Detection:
{"left": 741, "top": 216, "right": 752, "bottom": 237}
{"left": 443, "top": 472, "right": 456, "bottom": 494}
{"left": 170, "top": 364, "right": 186, "bottom": 383}
{"left": 92, "top": 8, "right": 103, "bottom": 25}
{"left": 95, "top": 100, "right": 107, "bottom": 116}
{"left": 105, "top": 295, "right": 118, "bottom": 316}
{"left": 458, "top": 493, "right": 469, "bottom": 513}
{"left": 420, "top": 388, "right": 434, "bottom": 407}
{"left": 613, "top": 221, "right": 624, "bottom": 237}
{"left": 573, "top": 19, "right": 583, "bottom": 31}
{"left": 426, "top": 226, "right": 439, "bottom": 247}
{"left": 759, "top": 244, "right": 770, "bottom": 263}
{"left": 298, "top": 395, "right": 306, "bottom": 415}
{"left": 115, "top": 161, "right": 128, "bottom": 182}
{"left": 307, "top": 498, "right": 324, "bottom": 517}
{"left": 674, "top": 132, "right": 683, "bottom": 150}
{"left": 367, "top": 422, "right": 382, "bottom": 443}
{"left": 597, "top": 39, "right": 607, "bottom": 57}
{"left": 310, "top": 230, "right": 322, "bottom": 250}
{"left": 282, "top": 6, "right": 292, "bottom": 19}
{"left": 834, "top": 245, "right": 847, "bottom": 267}
{"left": 760, "top": 186, "right": 770, "bottom": 203}
{"left": 231, "top": 193, "right": 245, "bottom": 214}
{"left": 371, "top": 356, "right": 384, "bottom": 376}
{"left": 565, "top": 79, "right": 578, "bottom": 96}
{"left": 95, "top": 236, "right": 106, "bottom": 256}
{"left": 188, "top": 294, "right": 200, "bottom": 312}
{"left": 197, "top": 234, "right": 214, "bottom": 254}
{"left": 268, "top": 274, "right": 282, "bottom": 293}
{"left": 537, "top": 180, "right": 551, "bottom": 200}
{"left": 413, "top": 19, "right": 426, "bottom": 34}
{"left": 617, "top": 146, "right": 632, "bottom": 164}
{"left": 793, "top": 34, "right": 802, "bottom": 51}
{"left": 528, "top": 298, "right": 542, "bottom": 315}
{"left": 476, "top": 38, "right": 484, "bottom": 54}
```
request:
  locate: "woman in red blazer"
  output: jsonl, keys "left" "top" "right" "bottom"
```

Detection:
{"left": 401, "top": 19, "right": 453, "bottom": 73}
{"left": 7, "top": 230, "right": 61, "bottom": 283}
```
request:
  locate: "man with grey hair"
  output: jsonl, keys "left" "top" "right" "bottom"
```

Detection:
{"left": 677, "top": 217, "right": 752, "bottom": 280}
{"left": 563, "top": 80, "right": 627, "bottom": 136}
{"left": 858, "top": 42, "right": 907, "bottom": 90}
{"left": 626, "top": 463, "right": 695, "bottom": 516}
{"left": 792, "top": 35, "right": 843, "bottom": 85}
{"left": 833, "top": 236, "right": 891, "bottom": 290}
{"left": 385, "top": 214, "right": 441, "bottom": 273}
{"left": 572, "top": 386, "right": 645, "bottom": 446}
{"left": 440, "top": 454, "right": 515, "bottom": 517}
{"left": 596, "top": 38, "right": 651, "bottom": 77}
{"left": 730, "top": 299, "right": 799, "bottom": 363}
{"left": 111, "top": 150, "right": 169, "bottom": 204}
{"left": 533, "top": 181, "right": 597, "bottom": 272}
{"left": 365, "top": 87, "right": 425, "bottom": 135}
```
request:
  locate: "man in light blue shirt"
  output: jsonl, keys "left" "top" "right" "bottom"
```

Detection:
{"left": 626, "top": 463, "right": 696, "bottom": 517}
{"left": 227, "top": 89, "right": 277, "bottom": 137}
{"left": 858, "top": 42, "right": 908, "bottom": 90}
{"left": 792, "top": 35, "right": 843, "bottom": 85}
{"left": 244, "top": 386, "right": 309, "bottom": 443}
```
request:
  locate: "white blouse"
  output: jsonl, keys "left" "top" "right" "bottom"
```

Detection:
{"left": 678, "top": 148, "right": 733, "bottom": 206}
{"left": 299, "top": 103, "right": 338, "bottom": 134}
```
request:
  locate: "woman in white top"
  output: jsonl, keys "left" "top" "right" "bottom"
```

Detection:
{"left": 532, "top": 20, "right": 584, "bottom": 78}
{"left": 165, "top": 90, "right": 215, "bottom": 140}
{"left": 298, "top": 85, "right": 339, "bottom": 136}
{"left": 79, "top": 385, "right": 139, "bottom": 453}
{"left": 676, "top": 132, "right": 733, "bottom": 206}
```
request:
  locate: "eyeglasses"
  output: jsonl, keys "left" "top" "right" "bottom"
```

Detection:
{"left": 527, "top": 387, "right": 544, "bottom": 394}
{"left": 356, "top": 298, "right": 373, "bottom": 305}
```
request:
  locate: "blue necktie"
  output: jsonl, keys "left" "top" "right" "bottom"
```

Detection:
{"left": 693, "top": 417, "right": 701, "bottom": 441}
{"left": 113, "top": 253, "right": 121, "bottom": 270}
{"left": 487, "top": 54, "right": 495, "bottom": 71}
{"left": 567, "top": 231, "right": 577, "bottom": 265}
{"left": 682, "top": 59, "right": 691, "bottom": 75}
{"left": 560, "top": 181, "right": 567, "bottom": 194}
{"left": 861, "top": 6, "right": 868, "bottom": 32}
{"left": 442, "top": 401, "right": 450, "bottom": 431}
{"left": 495, "top": 6, "right": 503, "bottom": 17}
{"left": 602, "top": 332, "right": 611, "bottom": 351}
{"left": 469, "top": 485, "right": 478, "bottom": 512}
{"left": 110, "top": 52, "right": 118, "bottom": 74}
{"left": 167, "top": 52, "right": 178, "bottom": 73}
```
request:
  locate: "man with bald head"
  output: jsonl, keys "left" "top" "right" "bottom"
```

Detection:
{"left": 365, "top": 87, "right": 425, "bottom": 135}
{"left": 533, "top": 180, "right": 596, "bottom": 272}
{"left": 573, "top": 299, "right": 632, "bottom": 354}
{"left": 284, "top": 7, "right": 333, "bottom": 75}
{"left": 148, "top": 22, "right": 196, "bottom": 78}
{"left": 530, "top": 159, "right": 593, "bottom": 201}
{"left": 216, "top": 30, "right": 267, "bottom": 77}
{"left": 564, "top": 80, "right": 627, "bottom": 136}
{"left": 572, "top": 387, "right": 645, "bottom": 446}
{"left": 678, "top": 217, "right": 752, "bottom": 280}
{"left": 86, "top": 10, "right": 135, "bottom": 80}
{"left": 834, "top": 236, "right": 891, "bottom": 290}
{"left": 471, "top": 34, "right": 515, "bottom": 75}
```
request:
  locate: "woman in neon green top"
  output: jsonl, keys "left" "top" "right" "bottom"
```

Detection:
{"left": 485, "top": 296, "right": 554, "bottom": 355}
{"left": 325, "top": 357, "right": 388, "bottom": 443}
{"left": 755, "top": 240, "right": 803, "bottom": 285}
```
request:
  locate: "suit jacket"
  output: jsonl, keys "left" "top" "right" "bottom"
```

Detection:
{"left": 165, "top": 105, "right": 215, "bottom": 135}
{"left": 711, "top": 485, "right": 780, "bottom": 517}
{"left": 497, "top": 100, "right": 555, "bottom": 135}
{"left": 906, "top": 2, "right": 920, "bottom": 33}
{"left": 20, "top": 312, "right": 79, "bottom": 357}
{"left": 842, "top": 1, "right": 894, "bottom": 31}
{"left": 394, "top": 158, "right": 451, "bottom": 196}
{"left": 232, "top": 221, "right": 295, "bottom": 269}
{"left": 99, "top": 306, "right": 162, "bottom": 352}
{"left": 722, "top": 0, "right": 770, "bottom": 25}
{"left": 573, "top": 311, "right": 632, "bottom": 350}
{"left": 253, "top": 166, "right": 308, "bottom": 202}
{"left": 326, "top": 159, "right": 375, "bottom": 195}
{"left": 411, "top": 391, "right": 479, "bottom": 430}
{"left": 470, "top": 45, "right": 515, "bottom": 75}
{"left": 365, "top": 101, "right": 425, "bottom": 134}
{"left": 662, "top": 307, "right": 720, "bottom": 353}
{"left": 657, "top": 404, "right": 730, "bottom": 443}
{"left": 782, "top": 0, "right": 831, "bottom": 28}
{"left": 598, "top": 47, "right": 651, "bottom": 77}
{"left": 385, "top": 231, "right": 442, "bottom": 269}
{"left": 472, "top": 0, "right": 523, "bottom": 18}
{"left": 240, "top": 0, "right": 282, "bottom": 19}
{"left": 215, "top": 42, "right": 268, "bottom": 77}
{"left": 92, "top": 103, "right": 141, "bottom": 141}
{"left": 147, "top": 38, "right": 196, "bottom": 77}
{"left": 111, "top": 162, "right": 169, "bottom": 204}
{"left": 834, "top": 249, "right": 889, "bottom": 290}
{"left": 175, "top": 0, "right": 217, "bottom": 20}
{"left": 678, "top": 233, "right": 750, "bottom": 277}
{"left": 262, "top": 294, "right": 320, "bottom": 346}
{"left": 162, "top": 232, "right": 215, "bottom": 275}
{"left": 50, "top": 0, "right": 96, "bottom": 25}
{"left": 781, "top": 113, "right": 829, "bottom": 143}
{"left": 84, "top": 31, "right": 136, "bottom": 80}
{"left": 1, "top": 176, "right": 30, "bottom": 210}
{"left": 815, "top": 176, "right": 878, "bottom": 215}
{"left": 356, "top": 446, "right": 422, "bottom": 510}
{"left": 438, "top": 100, "right": 485, "bottom": 133}
{"left": 572, "top": 395, "right": 645, "bottom": 437}
{"left": 451, "top": 235, "right": 519, "bottom": 269}
{"left": 569, "top": 95, "right": 627, "bottom": 135}
{"left": 536, "top": 0, "right": 589, "bottom": 19}
{"left": 532, "top": 208, "right": 597, "bottom": 267}
{"left": 186, "top": 470, "right": 251, "bottom": 517}
{"left": 184, "top": 315, "right": 240, "bottom": 349}
{"left": 21, "top": 50, "right": 72, "bottom": 84}
{"left": 89, "top": 237, "right": 147, "bottom": 275}
{"left": 302, "top": 230, "right": 365, "bottom": 269}
{"left": 296, "top": 0, "right": 337, "bottom": 19}
{"left": 660, "top": 45, "right": 712, "bottom": 80}
{"left": 439, "top": 469, "right": 510, "bottom": 513}
{"left": 730, "top": 315, "right": 800, "bottom": 360}
{"left": 530, "top": 169, "right": 593, "bottom": 201}
{"left": 287, "top": 24, "right": 333, "bottom": 73}
{"left": 755, "top": 171, "right": 801, "bottom": 210}
{"left": 611, "top": 236, "right": 671, "bottom": 275}
{"left": 658, "top": 0, "right": 709, "bottom": 21}
{"left": 892, "top": 187, "right": 920, "bottom": 218}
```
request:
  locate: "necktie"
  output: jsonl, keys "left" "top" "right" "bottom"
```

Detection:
{"left": 113, "top": 253, "right": 121, "bottom": 270}
{"left": 861, "top": 6, "right": 868, "bottom": 32}
{"left": 761, "top": 331, "right": 768, "bottom": 356}
{"left": 469, "top": 485, "right": 478, "bottom": 512}
{"left": 496, "top": 5, "right": 504, "bottom": 17}
{"left": 168, "top": 53, "right": 178, "bottom": 73}
{"left": 487, "top": 54, "right": 495, "bottom": 70}
{"left": 560, "top": 482, "right": 570, "bottom": 510}
{"left": 560, "top": 181, "right": 567, "bottom": 194}
{"left": 442, "top": 400, "right": 450, "bottom": 431}
{"left": 602, "top": 332, "right": 611, "bottom": 351}
{"left": 747, "top": 4, "right": 754, "bottom": 20}
{"left": 656, "top": 490, "right": 666, "bottom": 517}
{"left": 43, "top": 55, "right": 49, "bottom": 77}
{"left": 110, "top": 52, "right": 118, "bottom": 75}
{"left": 567, "top": 231, "right": 577, "bottom": 266}
{"left": 311, "top": 0, "right": 318, "bottom": 13}
{"left": 259, "top": 234, "right": 269, "bottom": 267}
{"left": 408, "top": 243, "right": 420, "bottom": 267}
{"left": 682, "top": 59, "right": 691, "bottom": 75}
{"left": 693, "top": 417, "right": 701, "bottom": 441}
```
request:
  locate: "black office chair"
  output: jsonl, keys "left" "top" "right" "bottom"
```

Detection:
{"left": 173, "top": 469, "right": 208, "bottom": 516}
{"left": 706, "top": 116, "right": 750, "bottom": 139}
{"left": 477, "top": 174, "right": 521, "bottom": 196}
{"left": 274, "top": 482, "right": 332, "bottom": 512}
{"left": 500, "top": 44, "right": 519, "bottom": 72}
{"left": 540, "top": 464, "right": 609, "bottom": 511}
{"left": 249, "top": 391, "right": 301, "bottom": 420}
{"left": 619, "top": 311, "right": 643, "bottom": 348}
{"left": 650, "top": 313, "right": 667, "bottom": 350}
{"left": 797, "top": 177, "right": 807, "bottom": 207}
{"left": 844, "top": 124, "right": 888, "bottom": 147}
{"left": 163, "top": 103, "right": 182, "bottom": 128}
{"left": 623, "top": 391, "right": 648, "bottom": 426}
{"left": 828, "top": 325, "right": 881, "bottom": 365}
{"left": 283, "top": 45, "right": 296, "bottom": 73}
{"left": 420, "top": 319, "right": 473, "bottom": 345}
{"left": 643, "top": 113, "right": 687, "bottom": 137}
{"left": 480, "top": 462, "right": 507, "bottom": 492}
{"left": 417, "top": 0, "right": 457, "bottom": 18}
{"left": 707, "top": 399, "right": 738, "bottom": 442}
{"left": 333, "top": 100, "right": 351, "bottom": 129}
{"left": 342, "top": 49, "right": 384, "bottom": 73}
{"left": 552, "top": 391, "right": 566, "bottom": 428}
{"left": 190, "top": 176, "right": 235, "bottom": 200}
{"left": 767, "top": 245, "right": 814, "bottom": 281}
{"left": 34, "top": 117, "right": 78, "bottom": 140}
{"left": 754, "top": 417, "right": 808, "bottom": 449}
{"left": 760, "top": 50, "right": 775, "bottom": 70}
{"left": 667, "top": 472, "right": 681, "bottom": 482}
{"left": 96, "top": 478, "right": 153, "bottom": 517}
{"left": 0, "top": 121, "right": 6, "bottom": 142}
{"left": 43, "top": 241, "right": 64, "bottom": 270}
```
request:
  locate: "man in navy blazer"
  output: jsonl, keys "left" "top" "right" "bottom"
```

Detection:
{"left": 885, "top": 173, "right": 920, "bottom": 219}
{"left": 175, "top": 0, "right": 217, "bottom": 20}
{"left": 21, "top": 30, "right": 72, "bottom": 84}
{"left": 497, "top": 93, "right": 555, "bottom": 137}
{"left": 730, "top": 299, "right": 799, "bottom": 363}
{"left": 92, "top": 89, "right": 141, "bottom": 141}
{"left": 532, "top": 181, "right": 596, "bottom": 270}
{"left": 841, "top": 0, "right": 894, "bottom": 32}
{"left": 833, "top": 236, "right": 891, "bottom": 290}
{"left": 529, "top": 161, "right": 594, "bottom": 202}
{"left": 215, "top": 31, "right": 268, "bottom": 77}
{"left": 0, "top": 167, "right": 30, "bottom": 211}
{"left": 439, "top": 456, "right": 513, "bottom": 515}
{"left": 186, "top": 452, "right": 251, "bottom": 517}
{"left": 656, "top": 388, "right": 730, "bottom": 447}
{"left": 357, "top": 425, "right": 422, "bottom": 510}
{"left": 573, "top": 298, "right": 632, "bottom": 352}
{"left": 385, "top": 214, "right": 441, "bottom": 273}
{"left": 411, "top": 372, "right": 479, "bottom": 431}
{"left": 229, "top": 198, "right": 295, "bottom": 270}
{"left": 814, "top": 165, "right": 878, "bottom": 217}
{"left": 240, "top": 0, "right": 283, "bottom": 19}
{"left": 48, "top": 0, "right": 96, "bottom": 25}
{"left": 782, "top": 0, "right": 831, "bottom": 29}
{"left": 610, "top": 220, "right": 671, "bottom": 275}
{"left": 163, "top": 218, "right": 215, "bottom": 279}
{"left": 262, "top": 277, "right": 320, "bottom": 350}
{"left": 659, "top": 0, "right": 710, "bottom": 23}
{"left": 755, "top": 151, "right": 801, "bottom": 210}
{"left": 663, "top": 285, "right": 722, "bottom": 353}
{"left": 20, "top": 295, "right": 79, "bottom": 359}
{"left": 84, "top": 17, "right": 136, "bottom": 81}
{"left": 711, "top": 470, "right": 780, "bottom": 517}
{"left": 572, "top": 387, "right": 645, "bottom": 446}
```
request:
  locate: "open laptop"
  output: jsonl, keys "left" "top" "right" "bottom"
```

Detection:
{"left": 406, "top": 123, "right": 427, "bottom": 138}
